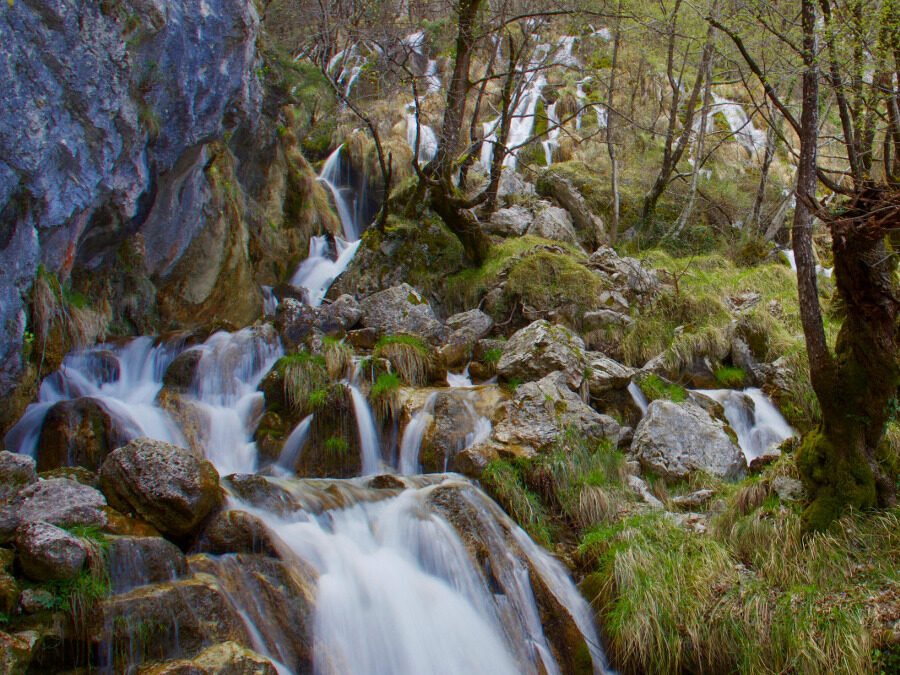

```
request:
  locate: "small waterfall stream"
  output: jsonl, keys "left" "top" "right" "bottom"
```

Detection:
{"left": 698, "top": 387, "right": 794, "bottom": 461}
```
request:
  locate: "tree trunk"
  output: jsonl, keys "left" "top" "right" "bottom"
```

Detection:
{"left": 794, "top": 0, "right": 899, "bottom": 530}
{"left": 606, "top": 0, "right": 623, "bottom": 242}
{"left": 433, "top": 0, "right": 482, "bottom": 184}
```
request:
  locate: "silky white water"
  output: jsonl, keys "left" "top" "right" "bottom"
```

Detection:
{"left": 698, "top": 387, "right": 793, "bottom": 460}
{"left": 276, "top": 414, "right": 314, "bottom": 474}
{"left": 627, "top": 381, "right": 649, "bottom": 416}
{"left": 4, "top": 336, "right": 187, "bottom": 457}
{"left": 233, "top": 476, "right": 611, "bottom": 675}
{"left": 399, "top": 392, "right": 437, "bottom": 475}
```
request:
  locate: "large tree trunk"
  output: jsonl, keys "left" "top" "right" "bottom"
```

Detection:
{"left": 794, "top": 0, "right": 899, "bottom": 530}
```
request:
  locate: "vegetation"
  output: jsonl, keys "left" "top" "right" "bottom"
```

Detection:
{"left": 374, "top": 334, "right": 431, "bottom": 386}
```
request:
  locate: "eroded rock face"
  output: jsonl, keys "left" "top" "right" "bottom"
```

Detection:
{"left": 445, "top": 309, "right": 494, "bottom": 343}
{"left": 0, "top": 0, "right": 262, "bottom": 402}
{"left": 0, "top": 452, "right": 36, "bottom": 503}
{"left": 632, "top": 400, "right": 746, "bottom": 482}
{"left": 497, "top": 320, "right": 588, "bottom": 390}
{"left": 36, "top": 397, "right": 128, "bottom": 473}
{"left": 493, "top": 371, "right": 626, "bottom": 453}
{"left": 359, "top": 283, "right": 449, "bottom": 344}
{"left": 14, "top": 521, "right": 87, "bottom": 582}
{"left": 99, "top": 438, "right": 222, "bottom": 538}
{"left": 0, "top": 478, "right": 107, "bottom": 543}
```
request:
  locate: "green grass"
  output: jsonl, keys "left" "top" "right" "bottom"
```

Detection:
{"left": 638, "top": 374, "right": 686, "bottom": 403}
{"left": 369, "top": 372, "right": 403, "bottom": 420}
{"left": 483, "top": 346, "right": 503, "bottom": 365}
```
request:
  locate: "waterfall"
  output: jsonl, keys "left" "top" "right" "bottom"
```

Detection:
{"left": 480, "top": 44, "right": 551, "bottom": 171}
{"left": 542, "top": 101, "right": 559, "bottom": 166}
{"left": 399, "top": 392, "right": 437, "bottom": 474}
{"left": 317, "top": 146, "right": 359, "bottom": 241}
{"left": 186, "top": 328, "right": 283, "bottom": 476}
{"left": 706, "top": 94, "right": 768, "bottom": 153}
{"left": 628, "top": 381, "right": 649, "bottom": 416}
{"left": 697, "top": 387, "right": 793, "bottom": 461}
{"left": 290, "top": 236, "right": 362, "bottom": 307}
{"left": 4, "top": 336, "right": 187, "bottom": 457}
{"left": 275, "top": 414, "right": 314, "bottom": 474}
{"left": 348, "top": 383, "right": 382, "bottom": 476}
{"left": 446, "top": 364, "right": 473, "bottom": 388}
{"left": 231, "top": 475, "right": 611, "bottom": 675}
{"left": 406, "top": 111, "right": 439, "bottom": 164}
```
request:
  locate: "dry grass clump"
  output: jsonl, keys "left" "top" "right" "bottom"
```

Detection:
{"left": 322, "top": 336, "right": 353, "bottom": 379}
{"left": 279, "top": 351, "right": 329, "bottom": 413}
{"left": 374, "top": 334, "right": 431, "bottom": 386}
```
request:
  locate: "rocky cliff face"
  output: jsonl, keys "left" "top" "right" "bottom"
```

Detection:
{"left": 0, "top": 0, "right": 338, "bottom": 427}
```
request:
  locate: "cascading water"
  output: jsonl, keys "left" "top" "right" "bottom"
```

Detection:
{"left": 348, "top": 382, "right": 383, "bottom": 476}
{"left": 446, "top": 364, "right": 473, "bottom": 388}
{"left": 4, "top": 336, "right": 187, "bottom": 457}
{"left": 290, "top": 146, "right": 367, "bottom": 306}
{"left": 627, "top": 381, "right": 649, "bottom": 416}
{"left": 232, "top": 475, "right": 611, "bottom": 675}
{"left": 399, "top": 392, "right": 437, "bottom": 475}
{"left": 275, "top": 414, "right": 314, "bottom": 474}
{"left": 696, "top": 387, "right": 794, "bottom": 461}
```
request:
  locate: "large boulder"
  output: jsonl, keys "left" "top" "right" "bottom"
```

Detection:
{"left": 318, "top": 294, "right": 362, "bottom": 333}
{"left": 99, "top": 439, "right": 222, "bottom": 538}
{"left": 0, "top": 452, "right": 36, "bottom": 503}
{"left": 273, "top": 298, "right": 319, "bottom": 352}
{"left": 359, "top": 283, "right": 449, "bottom": 344}
{"left": 536, "top": 172, "right": 606, "bottom": 250}
{"left": 0, "top": 630, "right": 39, "bottom": 675}
{"left": 485, "top": 205, "right": 532, "bottom": 237}
{"left": 632, "top": 400, "right": 746, "bottom": 482}
{"left": 36, "top": 397, "right": 129, "bottom": 473}
{"left": 14, "top": 521, "right": 87, "bottom": 582}
{"left": 586, "top": 352, "right": 636, "bottom": 396}
{"left": 99, "top": 573, "right": 253, "bottom": 669}
{"left": 0, "top": 478, "right": 107, "bottom": 543}
{"left": 526, "top": 202, "right": 583, "bottom": 251}
{"left": 445, "top": 309, "right": 494, "bottom": 343}
{"left": 497, "top": 320, "right": 588, "bottom": 389}
{"left": 587, "top": 246, "right": 660, "bottom": 299}
{"left": 493, "top": 371, "right": 627, "bottom": 453}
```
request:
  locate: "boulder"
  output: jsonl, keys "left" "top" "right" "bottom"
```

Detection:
{"left": 772, "top": 476, "right": 804, "bottom": 502}
{"left": 526, "top": 202, "right": 583, "bottom": 251}
{"left": 107, "top": 536, "right": 190, "bottom": 593}
{"left": 627, "top": 475, "right": 664, "bottom": 509}
{"left": 137, "top": 641, "right": 278, "bottom": 675}
{"left": 536, "top": 172, "right": 606, "bottom": 250}
{"left": 0, "top": 478, "right": 107, "bottom": 543}
{"left": 14, "top": 521, "right": 87, "bottom": 582}
{"left": 18, "top": 588, "right": 55, "bottom": 613}
{"left": 0, "top": 452, "right": 36, "bottom": 503}
{"left": 485, "top": 205, "right": 532, "bottom": 237}
{"left": 99, "top": 439, "right": 222, "bottom": 538}
{"left": 359, "top": 283, "right": 450, "bottom": 344}
{"left": 195, "top": 509, "right": 281, "bottom": 558}
{"left": 273, "top": 298, "right": 319, "bottom": 352}
{"left": 445, "top": 309, "right": 494, "bottom": 343}
{"left": 222, "top": 474, "right": 299, "bottom": 517}
{"left": 586, "top": 352, "right": 636, "bottom": 396}
{"left": 588, "top": 246, "right": 660, "bottom": 298}
{"left": 497, "top": 320, "right": 588, "bottom": 389}
{"left": 671, "top": 489, "right": 715, "bottom": 510}
{"left": 632, "top": 400, "right": 746, "bottom": 482}
{"left": 318, "top": 294, "right": 362, "bottom": 333}
{"left": 0, "top": 568, "right": 19, "bottom": 616}
{"left": 35, "top": 397, "right": 128, "bottom": 472}
{"left": 493, "top": 371, "right": 627, "bottom": 453}
{"left": 161, "top": 349, "right": 204, "bottom": 393}
{"left": 582, "top": 308, "right": 634, "bottom": 332}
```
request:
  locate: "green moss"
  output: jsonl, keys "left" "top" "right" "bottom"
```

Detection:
{"left": 505, "top": 250, "right": 606, "bottom": 317}
{"left": 714, "top": 366, "right": 746, "bottom": 388}
{"left": 483, "top": 346, "right": 503, "bottom": 365}
{"left": 796, "top": 428, "right": 877, "bottom": 532}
